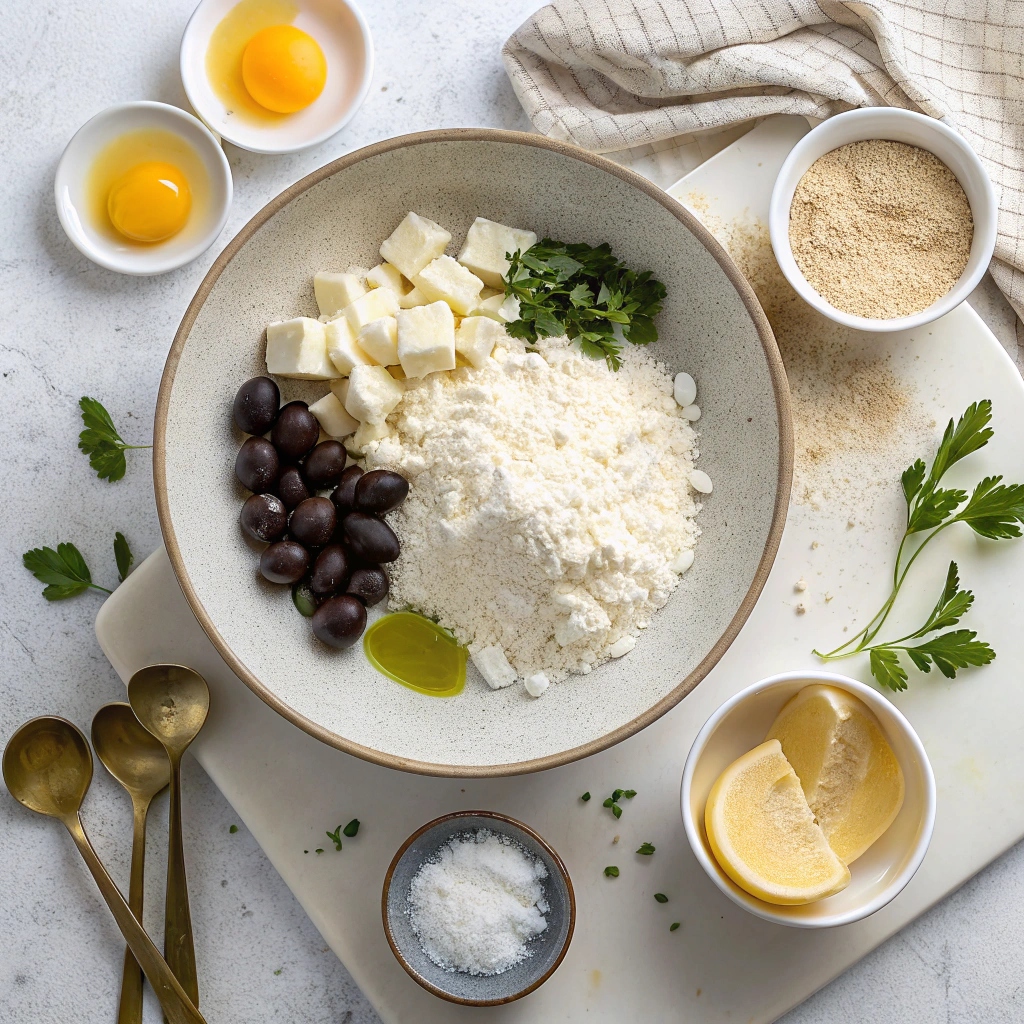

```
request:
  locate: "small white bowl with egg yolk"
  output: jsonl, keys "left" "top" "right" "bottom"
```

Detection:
{"left": 180, "top": 0, "right": 373, "bottom": 154}
{"left": 55, "top": 101, "right": 232, "bottom": 276}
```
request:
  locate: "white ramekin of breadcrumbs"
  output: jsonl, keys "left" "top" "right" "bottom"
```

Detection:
{"left": 769, "top": 108, "right": 997, "bottom": 333}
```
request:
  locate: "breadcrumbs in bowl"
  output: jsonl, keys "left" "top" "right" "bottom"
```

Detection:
{"left": 769, "top": 108, "right": 997, "bottom": 334}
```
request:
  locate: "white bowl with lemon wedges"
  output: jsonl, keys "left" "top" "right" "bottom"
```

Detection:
{"left": 55, "top": 101, "right": 232, "bottom": 276}
{"left": 768, "top": 107, "right": 997, "bottom": 333}
{"left": 180, "top": 0, "right": 373, "bottom": 154}
{"left": 681, "top": 671, "right": 935, "bottom": 927}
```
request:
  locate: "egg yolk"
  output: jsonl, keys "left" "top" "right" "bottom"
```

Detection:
{"left": 241, "top": 25, "right": 326, "bottom": 114}
{"left": 106, "top": 162, "right": 191, "bottom": 243}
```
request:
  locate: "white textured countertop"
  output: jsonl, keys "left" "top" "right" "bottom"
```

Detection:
{"left": 1, "top": 1, "right": 1022, "bottom": 1022}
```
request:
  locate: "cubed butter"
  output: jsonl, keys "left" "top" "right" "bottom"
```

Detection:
{"left": 397, "top": 301, "right": 456, "bottom": 378}
{"left": 340, "top": 287, "right": 400, "bottom": 332}
{"left": 365, "top": 262, "right": 409, "bottom": 297}
{"left": 472, "top": 292, "right": 521, "bottom": 323}
{"left": 314, "top": 272, "right": 367, "bottom": 318}
{"left": 344, "top": 364, "right": 404, "bottom": 424}
{"left": 455, "top": 316, "right": 503, "bottom": 369}
{"left": 308, "top": 392, "right": 358, "bottom": 438}
{"left": 357, "top": 316, "right": 400, "bottom": 366}
{"left": 412, "top": 255, "right": 484, "bottom": 316}
{"left": 471, "top": 645, "right": 517, "bottom": 690}
{"left": 379, "top": 212, "right": 451, "bottom": 279}
{"left": 457, "top": 217, "right": 537, "bottom": 289}
{"left": 325, "top": 317, "right": 373, "bottom": 376}
{"left": 266, "top": 318, "right": 338, "bottom": 379}
{"left": 398, "top": 285, "right": 430, "bottom": 309}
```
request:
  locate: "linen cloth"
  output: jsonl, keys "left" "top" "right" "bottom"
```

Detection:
{"left": 502, "top": 1, "right": 1024, "bottom": 324}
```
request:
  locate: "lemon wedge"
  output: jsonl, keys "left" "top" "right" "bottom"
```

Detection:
{"left": 767, "top": 684, "right": 904, "bottom": 865}
{"left": 705, "top": 739, "right": 851, "bottom": 905}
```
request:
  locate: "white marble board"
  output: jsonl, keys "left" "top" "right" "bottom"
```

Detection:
{"left": 94, "top": 116, "right": 1024, "bottom": 1023}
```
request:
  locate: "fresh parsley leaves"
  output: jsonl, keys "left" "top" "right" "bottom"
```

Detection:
{"left": 602, "top": 788, "right": 637, "bottom": 818}
{"left": 815, "top": 401, "right": 1018, "bottom": 690}
{"left": 503, "top": 241, "right": 666, "bottom": 370}
{"left": 604, "top": 865, "right": 620, "bottom": 878}
{"left": 653, "top": 893, "right": 669, "bottom": 903}
{"left": 636, "top": 842, "right": 656, "bottom": 856}
{"left": 326, "top": 818, "right": 361, "bottom": 851}
{"left": 23, "top": 543, "right": 112, "bottom": 600}
{"left": 78, "top": 397, "right": 151, "bottom": 482}
{"left": 22, "top": 533, "right": 134, "bottom": 601}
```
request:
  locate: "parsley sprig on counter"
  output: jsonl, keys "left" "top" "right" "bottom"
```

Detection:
{"left": 503, "top": 240, "right": 667, "bottom": 370}
{"left": 23, "top": 533, "right": 134, "bottom": 601}
{"left": 815, "top": 400, "right": 1024, "bottom": 690}
{"left": 78, "top": 397, "right": 151, "bottom": 482}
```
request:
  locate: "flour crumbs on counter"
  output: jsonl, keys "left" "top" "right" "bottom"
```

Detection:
{"left": 408, "top": 830, "right": 549, "bottom": 975}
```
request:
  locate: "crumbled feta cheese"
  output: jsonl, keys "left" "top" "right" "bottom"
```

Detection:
{"left": 524, "top": 672, "right": 550, "bottom": 697}
{"left": 412, "top": 255, "right": 485, "bottom": 316}
{"left": 266, "top": 318, "right": 337, "bottom": 379}
{"left": 357, "top": 316, "right": 400, "bottom": 366}
{"left": 379, "top": 212, "right": 451, "bottom": 280}
{"left": 349, "top": 418, "right": 391, "bottom": 453}
{"left": 607, "top": 636, "right": 636, "bottom": 658}
{"left": 397, "top": 301, "right": 456, "bottom": 378}
{"left": 308, "top": 392, "right": 358, "bottom": 438}
{"left": 314, "top": 272, "right": 367, "bottom": 318}
{"left": 455, "top": 316, "right": 503, "bottom": 369}
{"left": 471, "top": 645, "right": 518, "bottom": 690}
{"left": 670, "top": 549, "right": 695, "bottom": 574}
{"left": 457, "top": 217, "right": 538, "bottom": 289}
{"left": 673, "top": 372, "right": 697, "bottom": 407}
{"left": 344, "top": 364, "right": 404, "bottom": 424}
{"left": 325, "top": 317, "right": 373, "bottom": 375}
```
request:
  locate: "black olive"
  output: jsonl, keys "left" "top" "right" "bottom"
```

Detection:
{"left": 235, "top": 436, "right": 280, "bottom": 493}
{"left": 289, "top": 496, "right": 336, "bottom": 547}
{"left": 272, "top": 401, "right": 319, "bottom": 462}
{"left": 342, "top": 511, "right": 401, "bottom": 563}
{"left": 240, "top": 493, "right": 287, "bottom": 543}
{"left": 355, "top": 470, "right": 409, "bottom": 514}
{"left": 276, "top": 465, "right": 310, "bottom": 508}
{"left": 259, "top": 541, "right": 309, "bottom": 584}
{"left": 310, "top": 544, "right": 350, "bottom": 595}
{"left": 304, "top": 440, "right": 348, "bottom": 489}
{"left": 346, "top": 565, "right": 389, "bottom": 606}
{"left": 330, "top": 465, "right": 364, "bottom": 514}
{"left": 232, "top": 376, "right": 280, "bottom": 435}
{"left": 312, "top": 595, "right": 367, "bottom": 649}
{"left": 292, "top": 580, "right": 319, "bottom": 617}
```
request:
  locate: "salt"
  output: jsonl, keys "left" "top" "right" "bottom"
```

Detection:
{"left": 408, "top": 830, "right": 549, "bottom": 975}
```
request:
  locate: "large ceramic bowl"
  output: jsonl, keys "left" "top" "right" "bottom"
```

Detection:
{"left": 155, "top": 129, "right": 792, "bottom": 777}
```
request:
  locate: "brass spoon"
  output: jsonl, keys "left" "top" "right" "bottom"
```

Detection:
{"left": 2, "top": 717, "right": 206, "bottom": 1024}
{"left": 128, "top": 665, "right": 210, "bottom": 1009}
{"left": 92, "top": 702, "right": 171, "bottom": 1024}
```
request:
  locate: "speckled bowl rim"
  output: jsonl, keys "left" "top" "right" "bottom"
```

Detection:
{"left": 154, "top": 127, "right": 794, "bottom": 778}
{"left": 380, "top": 810, "right": 576, "bottom": 1005}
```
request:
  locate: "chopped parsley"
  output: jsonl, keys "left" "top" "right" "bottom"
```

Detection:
{"left": 654, "top": 893, "right": 669, "bottom": 903}
{"left": 581, "top": 792, "right": 591, "bottom": 802}
{"left": 228, "top": 824, "right": 238, "bottom": 834}
{"left": 636, "top": 842, "right": 655, "bottom": 856}
{"left": 604, "top": 865, "right": 620, "bottom": 878}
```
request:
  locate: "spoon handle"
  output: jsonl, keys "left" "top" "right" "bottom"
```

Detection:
{"left": 165, "top": 756, "right": 199, "bottom": 1006}
{"left": 63, "top": 814, "right": 207, "bottom": 1024}
{"left": 116, "top": 799, "right": 150, "bottom": 1024}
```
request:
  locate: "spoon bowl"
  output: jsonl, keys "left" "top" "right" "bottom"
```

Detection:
{"left": 92, "top": 702, "right": 170, "bottom": 801}
{"left": 128, "top": 665, "right": 210, "bottom": 754}
{"left": 3, "top": 716, "right": 92, "bottom": 820}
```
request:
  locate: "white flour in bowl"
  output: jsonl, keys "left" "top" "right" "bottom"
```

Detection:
{"left": 363, "top": 335, "right": 702, "bottom": 686}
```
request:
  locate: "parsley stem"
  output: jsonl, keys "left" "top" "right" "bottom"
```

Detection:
{"left": 90, "top": 583, "right": 114, "bottom": 595}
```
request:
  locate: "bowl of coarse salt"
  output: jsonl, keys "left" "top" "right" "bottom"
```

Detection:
{"left": 382, "top": 811, "right": 575, "bottom": 1005}
{"left": 769, "top": 107, "right": 997, "bottom": 333}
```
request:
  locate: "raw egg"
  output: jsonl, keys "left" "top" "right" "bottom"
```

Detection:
{"left": 107, "top": 162, "right": 191, "bottom": 242}
{"left": 86, "top": 129, "right": 210, "bottom": 247}
{"left": 206, "top": 0, "right": 327, "bottom": 123}
{"left": 242, "top": 25, "right": 326, "bottom": 113}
